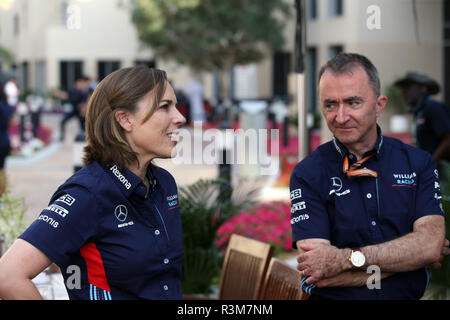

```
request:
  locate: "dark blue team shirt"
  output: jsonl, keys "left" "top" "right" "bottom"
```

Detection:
{"left": 290, "top": 126, "right": 445, "bottom": 300}
{"left": 414, "top": 96, "right": 450, "bottom": 158}
{"left": 20, "top": 161, "right": 183, "bottom": 300}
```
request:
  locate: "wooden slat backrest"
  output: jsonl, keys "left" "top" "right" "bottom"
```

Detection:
{"left": 218, "top": 234, "right": 274, "bottom": 300}
{"left": 259, "top": 257, "right": 307, "bottom": 300}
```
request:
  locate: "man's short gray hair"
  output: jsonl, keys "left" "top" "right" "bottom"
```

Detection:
{"left": 318, "top": 52, "right": 381, "bottom": 97}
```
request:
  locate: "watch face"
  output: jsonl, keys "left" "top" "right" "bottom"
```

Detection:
{"left": 351, "top": 251, "right": 366, "bottom": 267}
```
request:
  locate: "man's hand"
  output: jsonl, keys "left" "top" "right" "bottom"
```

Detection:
{"left": 428, "top": 238, "right": 450, "bottom": 269}
{"left": 297, "top": 242, "right": 350, "bottom": 285}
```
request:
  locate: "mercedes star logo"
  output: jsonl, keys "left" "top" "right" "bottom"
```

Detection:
{"left": 331, "top": 177, "right": 343, "bottom": 192}
{"left": 114, "top": 204, "right": 128, "bottom": 222}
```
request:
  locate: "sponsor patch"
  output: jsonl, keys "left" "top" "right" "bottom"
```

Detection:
{"left": 290, "top": 189, "right": 302, "bottom": 201}
{"left": 56, "top": 194, "right": 76, "bottom": 206}
{"left": 45, "top": 203, "right": 69, "bottom": 218}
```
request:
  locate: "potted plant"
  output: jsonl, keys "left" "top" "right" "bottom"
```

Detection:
{"left": 0, "top": 183, "right": 28, "bottom": 256}
{"left": 179, "top": 177, "right": 258, "bottom": 296}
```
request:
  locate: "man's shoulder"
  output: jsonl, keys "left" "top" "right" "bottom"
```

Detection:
{"left": 424, "top": 98, "right": 450, "bottom": 114}
{"left": 292, "top": 141, "right": 334, "bottom": 177}
{"left": 382, "top": 136, "right": 433, "bottom": 165}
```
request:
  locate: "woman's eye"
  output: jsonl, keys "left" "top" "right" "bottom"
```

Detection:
{"left": 159, "top": 103, "right": 169, "bottom": 109}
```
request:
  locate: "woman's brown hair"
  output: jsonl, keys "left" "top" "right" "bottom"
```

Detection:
{"left": 83, "top": 66, "right": 167, "bottom": 170}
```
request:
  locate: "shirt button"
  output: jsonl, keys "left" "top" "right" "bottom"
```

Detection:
{"left": 155, "top": 230, "right": 160, "bottom": 235}
{"left": 366, "top": 193, "right": 372, "bottom": 199}
{"left": 163, "top": 285, "right": 169, "bottom": 291}
{"left": 163, "top": 258, "right": 169, "bottom": 264}
{"left": 371, "top": 220, "right": 377, "bottom": 226}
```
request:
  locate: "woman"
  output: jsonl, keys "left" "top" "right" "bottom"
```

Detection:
{"left": 0, "top": 82, "right": 14, "bottom": 195}
{"left": 0, "top": 67, "right": 186, "bottom": 299}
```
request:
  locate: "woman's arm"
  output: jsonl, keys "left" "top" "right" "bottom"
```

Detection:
{"left": 0, "top": 239, "right": 52, "bottom": 300}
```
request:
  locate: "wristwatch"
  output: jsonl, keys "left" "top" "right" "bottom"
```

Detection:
{"left": 349, "top": 248, "right": 366, "bottom": 268}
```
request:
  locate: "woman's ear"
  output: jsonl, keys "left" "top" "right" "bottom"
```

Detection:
{"left": 115, "top": 110, "right": 134, "bottom": 132}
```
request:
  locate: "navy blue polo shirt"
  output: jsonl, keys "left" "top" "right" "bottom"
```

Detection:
{"left": 20, "top": 161, "right": 183, "bottom": 300}
{"left": 290, "top": 127, "right": 445, "bottom": 300}
{"left": 414, "top": 96, "right": 450, "bottom": 158}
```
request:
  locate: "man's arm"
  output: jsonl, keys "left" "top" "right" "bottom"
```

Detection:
{"left": 297, "top": 215, "right": 448, "bottom": 285}
{"left": 296, "top": 239, "right": 394, "bottom": 288}
{"left": 362, "top": 215, "right": 446, "bottom": 272}
{"left": 432, "top": 132, "right": 450, "bottom": 162}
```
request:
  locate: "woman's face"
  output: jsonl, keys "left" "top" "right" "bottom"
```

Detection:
{"left": 126, "top": 82, "right": 186, "bottom": 162}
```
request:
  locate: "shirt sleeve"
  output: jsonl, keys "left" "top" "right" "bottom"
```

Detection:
{"left": 429, "top": 103, "right": 450, "bottom": 139}
{"left": 414, "top": 154, "right": 445, "bottom": 221}
{"left": 19, "top": 186, "right": 99, "bottom": 267}
{"left": 290, "top": 164, "right": 330, "bottom": 249}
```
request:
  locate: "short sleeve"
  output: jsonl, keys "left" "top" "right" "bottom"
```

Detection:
{"left": 414, "top": 154, "right": 445, "bottom": 221}
{"left": 429, "top": 103, "right": 450, "bottom": 138}
{"left": 19, "top": 186, "right": 99, "bottom": 267}
{"left": 290, "top": 164, "right": 330, "bottom": 249}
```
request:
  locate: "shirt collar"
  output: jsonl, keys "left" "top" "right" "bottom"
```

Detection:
{"left": 106, "top": 163, "right": 159, "bottom": 199}
{"left": 332, "top": 124, "right": 384, "bottom": 161}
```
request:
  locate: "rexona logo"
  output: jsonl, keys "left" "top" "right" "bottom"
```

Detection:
{"left": 110, "top": 165, "right": 132, "bottom": 190}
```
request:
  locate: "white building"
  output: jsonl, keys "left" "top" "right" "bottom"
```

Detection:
{"left": 0, "top": 0, "right": 447, "bottom": 143}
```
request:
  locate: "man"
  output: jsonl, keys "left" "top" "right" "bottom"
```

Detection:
{"left": 60, "top": 76, "right": 90, "bottom": 141}
{"left": 290, "top": 53, "right": 449, "bottom": 300}
{"left": 4, "top": 76, "right": 19, "bottom": 108}
{"left": 394, "top": 71, "right": 450, "bottom": 163}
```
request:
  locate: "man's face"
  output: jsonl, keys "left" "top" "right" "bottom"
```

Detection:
{"left": 319, "top": 67, "right": 387, "bottom": 152}
{"left": 400, "top": 83, "right": 426, "bottom": 108}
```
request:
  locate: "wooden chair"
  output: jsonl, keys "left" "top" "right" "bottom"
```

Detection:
{"left": 218, "top": 234, "right": 274, "bottom": 300}
{"left": 259, "top": 257, "right": 308, "bottom": 300}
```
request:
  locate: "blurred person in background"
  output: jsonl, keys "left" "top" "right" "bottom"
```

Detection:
{"left": 394, "top": 72, "right": 450, "bottom": 164}
{"left": 0, "top": 67, "right": 186, "bottom": 300}
{"left": 59, "top": 76, "right": 90, "bottom": 141}
{"left": 4, "top": 76, "right": 19, "bottom": 108}
{"left": 0, "top": 82, "right": 14, "bottom": 196}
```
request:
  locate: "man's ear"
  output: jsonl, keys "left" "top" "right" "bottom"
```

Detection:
{"left": 376, "top": 95, "right": 388, "bottom": 117}
{"left": 114, "top": 110, "right": 133, "bottom": 132}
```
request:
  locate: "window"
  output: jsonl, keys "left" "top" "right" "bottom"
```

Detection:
{"left": 306, "top": 0, "right": 318, "bottom": 20}
{"left": 328, "top": 45, "right": 343, "bottom": 59}
{"left": 98, "top": 61, "right": 121, "bottom": 81}
{"left": 13, "top": 14, "right": 19, "bottom": 36}
{"left": 306, "top": 47, "right": 317, "bottom": 113}
{"left": 273, "top": 52, "right": 292, "bottom": 99}
{"left": 61, "top": 1, "right": 68, "bottom": 26}
{"left": 134, "top": 60, "right": 156, "bottom": 68}
{"left": 35, "top": 61, "right": 47, "bottom": 95}
{"left": 60, "top": 61, "right": 84, "bottom": 91}
{"left": 328, "top": 0, "right": 343, "bottom": 17}
{"left": 21, "top": 61, "right": 29, "bottom": 92}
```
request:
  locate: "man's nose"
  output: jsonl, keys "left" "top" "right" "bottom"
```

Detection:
{"left": 336, "top": 105, "right": 348, "bottom": 124}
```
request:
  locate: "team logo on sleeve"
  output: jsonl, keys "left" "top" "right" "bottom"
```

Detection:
{"left": 45, "top": 203, "right": 69, "bottom": 218}
{"left": 56, "top": 194, "right": 76, "bottom": 206}
{"left": 290, "top": 189, "right": 302, "bottom": 201}
{"left": 291, "top": 201, "right": 306, "bottom": 213}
